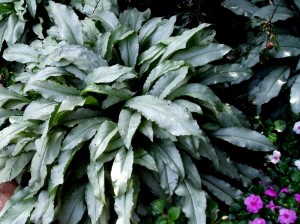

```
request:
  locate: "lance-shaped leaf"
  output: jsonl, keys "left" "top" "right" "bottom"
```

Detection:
{"left": 160, "top": 23, "right": 211, "bottom": 61}
{"left": 50, "top": 145, "right": 81, "bottom": 189}
{"left": 85, "top": 65, "right": 136, "bottom": 85}
{"left": 119, "top": 32, "right": 139, "bottom": 68}
{"left": 174, "top": 99, "right": 203, "bottom": 115}
{"left": 0, "top": 87, "right": 30, "bottom": 104}
{"left": 0, "top": 108, "right": 22, "bottom": 126}
{"left": 25, "top": 0, "right": 37, "bottom": 18}
{"left": 143, "top": 60, "right": 185, "bottom": 94}
{"left": 29, "top": 130, "right": 65, "bottom": 190}
{"left": 139, "top": 17, "right": 161, "bottom": 45}
{"left": 0, "top": 19, "right": 8, "bottom": 51}
{"left": 215, "top": 148, "right": 240, "bottom": 180}
{"left": 212, "top": 127, "right": 276, "bottom": 151}
{"left": 62, "top": 117, "right": 104, "bottom": 151}
{"left": 175, "top": 155, "right": 206, "bottom": 224}
{"left": 215, "top": 104, "right": 251, "bottom": 128}
{"left": 235, "top": 163, "right": 272, "bottom": 187}
{"left": 91, "top": 10, "right": 119, "bottom": 31}
{"left": 221, "top": 0, "right": 259, "bottom": 18}
{"left": 147, "top": 16, "right": 176, "bottom": 47}
{"left": 250, "top": 66, "right": 290, "bottom": 107}
{"left": 72, "top": 0, "right": 112, "bottom": 14}
{"left": 167, "top": 83, "right": 223, "bottom": 112}
{"left": 30, "top": 191, "right": 54, "bottom": 224}
{"left": 151, "top": 140, "right": 185, "bottom": 179}
{"left": 154, "top": 158, "right": 179, "bottom": 196}
{"left": 270, "top": 35, "right": 300, "bottom": 58}
{"left": 118, "top": 109, "right": 141, "bottom": 149}
{"left": 125, "top": 95, "right": 202, "bottom": 137}
{"left": 111, "top": 147, "right": 134, "bottom": 196}
{"left": 138, "top": 119, "right": 154, "bottom": 141}
{"left": 201, "top": 175, "right": 243, "bottom": 205}
{"left": 134, "top": 148, "right": 158, "bottom": 172}
{"left": 149, "top": 66, "right": 189, "bottom": 99}
{"left": 199, "top": 63, "right": 253, "bottom": 85}
{"left": 171, "top": 43, "right": 232, "bottom": 67}
{"left": 82, "top": 84, "right": 133, "bottom": 100}
{"left": 43, "top": 44, "right": 107, "bottom": 71}
{"left": 25, "top": 80, "right": 80, "bottom": 102}
{"left": 252, "top": 5, "right": 294, "bottom": 26}
{"left": 291, "top": 75, "right": 300, "bottom": 114}
{"left": 23, "top": 99, "right": 58, "bottom": 121}
{"left": 119, "top": 8, "right": 151, "bottom": 31}
{"left": 0, "top": 122, "right": 30, "bottom": 149}
{"left": 3, "top": 44, "right": 38, "bottom": 63}
{"left": 48, "top": 1, "right": 83, "bottom": 45}
{"left": 0, "top": 151, "right": 34, "bottom": 182}
{"left": 90, "top": 121, "right": 119, "bottom": 161}
{"left": 114, "top": 179, "right": 134, "bottom": 224}
{"left": 0, "top": 196, "right": 37, "bottom": 224}
{"left": 57, "top": 185, "right": 86, "bottom": 224}
{"left": 86, "top": 183, "right": 104, "bottom": 224}
{"left": 27, "top": 67, "right": 68, "bottom": 85}
{"left": 4, "top": 14, "right": 25, "bottom": 46}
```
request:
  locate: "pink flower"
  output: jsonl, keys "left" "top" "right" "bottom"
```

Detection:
{"left": 249, "top": 218, "right": 266, "bottom": 224}
{"left": 265, "top": 188, "right": 278, "bottom": 198}
{"left": 268, "top": 150, "right": 281, "bottom": 164}
{"left": 266, "top": 200, "right": 281, "bottom": 212}
{"left": 278, "top": 208, "right": 297, "bottom": 224}
{"left": 280, "top": 187, "right": 289, "bottom": 193}
{"left": 294, "top": 194, "right": 300, "bottom": 203}
{"left": 244, "top": 194, "right": 264, "bottom": 213}
{"left": 293, "top": 121, "right": 300, "bottom": 134}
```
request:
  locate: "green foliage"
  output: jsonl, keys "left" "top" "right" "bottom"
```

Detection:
{"left": 0, "top": 0, "right": 287, "bottom": 223}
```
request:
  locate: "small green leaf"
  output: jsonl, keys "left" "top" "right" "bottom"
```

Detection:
{"left": 274, "top": 120, "right": 286, "bottom": 132}
{"left": 168, "top": 206, "right": 181, "bottom": 221}
{"left": 150, "top": 199, "right": 165, "bottom": 216}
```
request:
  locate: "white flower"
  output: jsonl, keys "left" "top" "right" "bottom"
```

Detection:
{"left": 293, "top": 121, "right": 300, "bottom": 134}
{"left": 295, "top": 160, "right": 300, "bottom": 170}
{"left": 268, "top": 150, "right": 281, "bottom": 164}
